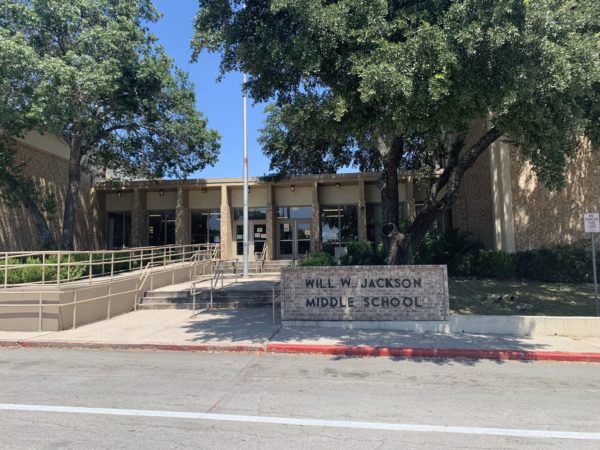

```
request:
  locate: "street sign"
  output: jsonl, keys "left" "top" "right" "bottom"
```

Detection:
{"left": 584, "top": 213, "right": 600, "bottom": 317}
{"left": 584, "top": 213, "right": 600, "bottom": 233}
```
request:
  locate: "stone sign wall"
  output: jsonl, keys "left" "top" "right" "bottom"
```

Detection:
{"left": 281, "top": 265, "right": 449, "bottom": 321}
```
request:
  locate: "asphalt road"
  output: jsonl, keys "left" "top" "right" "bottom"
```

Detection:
{"left": 0, "top": 348, "right": 599, "bottom": 449}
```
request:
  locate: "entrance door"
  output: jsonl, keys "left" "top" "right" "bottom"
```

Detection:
{"left": 236, "top": 222, "right": 266, "bottom": 260}
{"left": 278, "top": 220, "right": 312, "bottom": 259}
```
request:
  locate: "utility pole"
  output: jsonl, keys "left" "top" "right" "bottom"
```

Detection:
{"left": 242, "top": 72, "right": 249, "bottom": 277}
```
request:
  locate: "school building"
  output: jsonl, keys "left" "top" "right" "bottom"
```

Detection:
{"left": 1, "top": 125, "right": 599, "bottom": 255}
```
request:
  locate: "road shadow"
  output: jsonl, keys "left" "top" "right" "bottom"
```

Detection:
{"left": 181, "top": 306, "right": 555, "bottom": 366}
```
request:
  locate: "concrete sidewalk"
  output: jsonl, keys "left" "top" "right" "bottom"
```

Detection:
{"left": 1, "top": 308, "right": 600, "bottom": 362}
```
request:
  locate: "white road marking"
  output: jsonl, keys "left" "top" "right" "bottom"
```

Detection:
{"left": 0, "top": 403, "right": 598, "bottom": 441}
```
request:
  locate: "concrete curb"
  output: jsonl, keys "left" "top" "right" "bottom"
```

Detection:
{"left": 266, "top": 343, "right": 600, "bottom": 362}
{"left": 0, "top": 340, "right": 265, "bottom": 354}
{"left": 2, "top": 339, "right": 600, "bottom": 362}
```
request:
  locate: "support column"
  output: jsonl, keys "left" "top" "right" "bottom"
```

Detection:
{"left": 91, "top": 189, "right": 106, "bottom": 249}
{"left": 265, "top": 183, "right": 275, "bottom": 260}
{"left": 311, "top": 182, "right": 321, "bottom": 253}
{"left": 131, "top": 188, "right": 147, "bottom": 247}
{"left": 357, "top": 176, "right": 367, "bottom": 241}
{"left": 219, "top": 185, "right": 232, "bottom": 259}
{"left": 176, "top": 187, "right": 190, "bottom": 245}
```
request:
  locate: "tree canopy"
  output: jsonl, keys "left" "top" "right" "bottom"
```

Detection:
{"left": 193, "top": 0, "right": 599, "bottom": 262}
{"left": 1, "top": 0, "right": 220, "bottom": 249}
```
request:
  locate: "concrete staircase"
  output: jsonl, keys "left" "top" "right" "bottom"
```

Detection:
{"left": 137, "top": 279, "right": 280, "bottom": 310}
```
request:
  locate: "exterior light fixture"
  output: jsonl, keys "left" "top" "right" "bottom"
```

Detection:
{"left": 335, "top": 183, "right": 340, "bottom": 188}
{"left": 290, "top": 185, "right": 295, "bottom": 192}
{"left": 159, "top": 189, "right": 164, "bottom": 197}
{"left": 202, "top": 188, "right": 207, "bottom": 193}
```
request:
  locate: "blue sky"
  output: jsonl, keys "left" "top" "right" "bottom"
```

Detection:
{"left": 148, "top": 0, "right": 271, "bottom": 179}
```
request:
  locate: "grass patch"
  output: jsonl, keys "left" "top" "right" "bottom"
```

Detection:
{"left": 449, "top": 277, "right": 598, "bottom": 316}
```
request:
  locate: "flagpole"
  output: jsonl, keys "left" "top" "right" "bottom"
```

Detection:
{"left": 242, "top": 72, "right": 249, "bottom": 277}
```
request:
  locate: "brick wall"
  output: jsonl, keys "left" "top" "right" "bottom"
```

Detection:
{"left": 282, "top": 266, "right": 449, "bottom": 321}
{"left": 510, "top": 142, "right": 600, "bottom": 250}
{"left": 0, "top": 140, "right": 102, "bottom": 251}
{"left": 452, "top": 121, "right": 496, "bottom": 249}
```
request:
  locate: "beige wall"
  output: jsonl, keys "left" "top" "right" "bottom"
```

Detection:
{"left": 189, "top": 189, "right": 221, "bottom": 209}
{"left": 452, "top": 121, "right": 496, "bottom": 249}
{"left": 0, "top": 139, "right": 101, "bottom": 251}
{"left": 106, "top": 193, "right": 133, "bottom": 211}
{"left": 274, "top": 186, "right": 313, "bottom": 206}
{"left": 510, "top": 142, "right": 600, "bottom": 250}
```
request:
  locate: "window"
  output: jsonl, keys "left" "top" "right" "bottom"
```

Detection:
{"left": 148, "top": 210, "right": 176, "bottom": 246}
{"left": 277, "top": 206, "right": 312, "bottom": 219}
{"left": 320, "top": 205, "right": 358, "bottom": 255}
{"left": 191, "top": 209, "right": 221, "bottom": 244}
{"left": 233, "top": 207, "right": 266, "bottom": 220}
{"left": 107, "top": 212, "right": 131, "bottom": 248}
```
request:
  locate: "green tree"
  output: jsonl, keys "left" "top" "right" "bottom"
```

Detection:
{"left": 1, "top": 0, "right": 220, "bottom": 250}
{"left": 192, "top": 0, "right": 599, "bottom": 263}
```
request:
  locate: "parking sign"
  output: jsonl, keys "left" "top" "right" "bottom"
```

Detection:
{"left": 584, "top": 213, "right": 600, "bottom": 233}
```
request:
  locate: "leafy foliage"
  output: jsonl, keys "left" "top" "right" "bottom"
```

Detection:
{"left": 298, "top": 252, "right": 336, "bottom": 267}
{"left": 0, "top": 0, "right": 220, "bottom": 248}
{"left": 193, "top": 0, "right": 600, "bottom": 263}
{"left": 339, "top": 240, "right": 385, "bottom": 266}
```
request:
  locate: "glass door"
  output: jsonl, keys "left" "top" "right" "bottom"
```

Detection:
{"left": 296, "top": 222, "right": 311, "bottom": 257}
{"left": 236, "top": 222, "right": 266, "bottom": 260}
{"left": 278, "top": 220, "right": 312, "bottom": 259}
{"left": 279, "top": 222, "right": 294, "bottom": 258}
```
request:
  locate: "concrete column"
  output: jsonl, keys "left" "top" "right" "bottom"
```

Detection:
{"left": 311, "top": 182, "right": 321, "bottom": 253}
{"left": 265, "top": 183, "right": 275, "bottom": 260}
{"left": 91, "top": 189, "right": 105, "bottom": 249}
{"left": 131, "top": 188, "right": 147, "bottom": 247}
{"left": 357, "top": 176, "right": 367, "bottom": 241}
{"left": 405, "top": 176, "right": 415, "bottom": 220}
{"left": 176, "top": 187, "right": 190, "bottom": 245}
{"left": 219, "top": 185, "right": 232, "bottom": 259}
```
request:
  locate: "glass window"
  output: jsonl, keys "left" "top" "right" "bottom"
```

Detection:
{"left": 191, "top": 209, "right": 221, "bottom": 244}
{"left": 366, "top": 204, "right": 382, "bottom": 243}
{"left": 277, "top": 206, "right": 312, "bottom": 219}
{"left": 320, "top": 205, "right": 357, "bottom": 255}
{"left": 148, "top": 210, "right": 175, "bottom": 246}
{"left": 233, "top": 207, "right": 266, "bottom": 220}
{"left": 107, "top": 212, "right": 131, "bottom": 249}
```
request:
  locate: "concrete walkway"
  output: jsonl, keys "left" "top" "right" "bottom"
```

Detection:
{"left": 1, "top": 308, "right": 600, "bottom": 361}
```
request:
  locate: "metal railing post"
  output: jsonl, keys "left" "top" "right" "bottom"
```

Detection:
{"left": 38, "top": 291, "right": 43, "bottom": 331}
{"left": 67, "top": 253, "right": 71, "bottom": 281}
{"left": 110, "top": 252, "right": 114, "bottom": 278}
{"left": 4, "top": 252, "right": 8, "bottom": 288}
{"left": 72, "top": 290, "right": 77, "bottom": 329}
{"left": 272, "top": 286, "right": 275, "bottom": 325}
{"left": 57, "top": 252, "right": 61, "bottom": 285}
{"left": 42, "top": 253, "right": 46, "bottom": 285}
{"left": 107, "top": 284, "right": 112, "bottom": 319}
{"left": 89, "top": 253, "right": 93, "bottom": 281}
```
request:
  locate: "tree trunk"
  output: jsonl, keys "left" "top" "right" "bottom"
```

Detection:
{"left": 17, "top": 190, "right": 56, "bottom": 250}
{"left": 391, "top": 127, "right": 502, "bottom": 265}
{"left": 60, "top": 139, "right": 83, "bottom": 250}
{"left": 378, "top": 136, "right": 403, "bottom": 265}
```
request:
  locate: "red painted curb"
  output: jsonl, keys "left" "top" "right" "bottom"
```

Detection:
{"left": 266, "top": 343, "right": 600, "bottom": 363}
{"left": 2, "top": 339, "right": 600, "bottom": 362}
{"left": 0, "top": 340, "right": 265, "bottom": 354}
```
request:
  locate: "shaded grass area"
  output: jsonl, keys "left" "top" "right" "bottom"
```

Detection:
{"left": 449, "top": 277, "right": 598, "bottom": 316}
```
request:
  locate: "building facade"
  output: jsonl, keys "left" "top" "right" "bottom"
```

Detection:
{"left": 1, "top": 127, "right": 598, "bottom": 255}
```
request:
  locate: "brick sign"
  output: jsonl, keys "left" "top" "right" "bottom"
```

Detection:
{"left": 281, "top": 265, "right": 449, "bottom": 321}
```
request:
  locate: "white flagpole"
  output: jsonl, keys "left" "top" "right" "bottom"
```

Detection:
{"left": 242, "top": 72, "right": 249, "bottom": 277}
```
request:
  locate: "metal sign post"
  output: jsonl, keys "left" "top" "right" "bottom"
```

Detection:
{"left": 584, "top": 213, "right": 600, "bottom": 316}
{"left": 242, "top": 72, "right": 249, "bottom": 278}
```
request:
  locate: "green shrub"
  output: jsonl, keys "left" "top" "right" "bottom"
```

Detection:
{"left": 299, "top": 252, "right": 337, "bottom": 266}
{"left": 339, "top": 240, "right": 385, "bottom": 266}
{"left": 414, "top": 229, "right": 482, "bottom": 275}
{"left": 515, "top": 245, "right": 593, "bottom": 283}
{"left": 473, "top": 250, "right": 516, "bottom": 279}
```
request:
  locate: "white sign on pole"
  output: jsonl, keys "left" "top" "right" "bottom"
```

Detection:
{"left": 584, "top": 213, "right": 600, "bottom": 233}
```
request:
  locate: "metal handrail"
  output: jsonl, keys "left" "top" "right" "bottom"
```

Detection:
{"left": 1, "top": 243, "right": 220, "bottom": 288}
